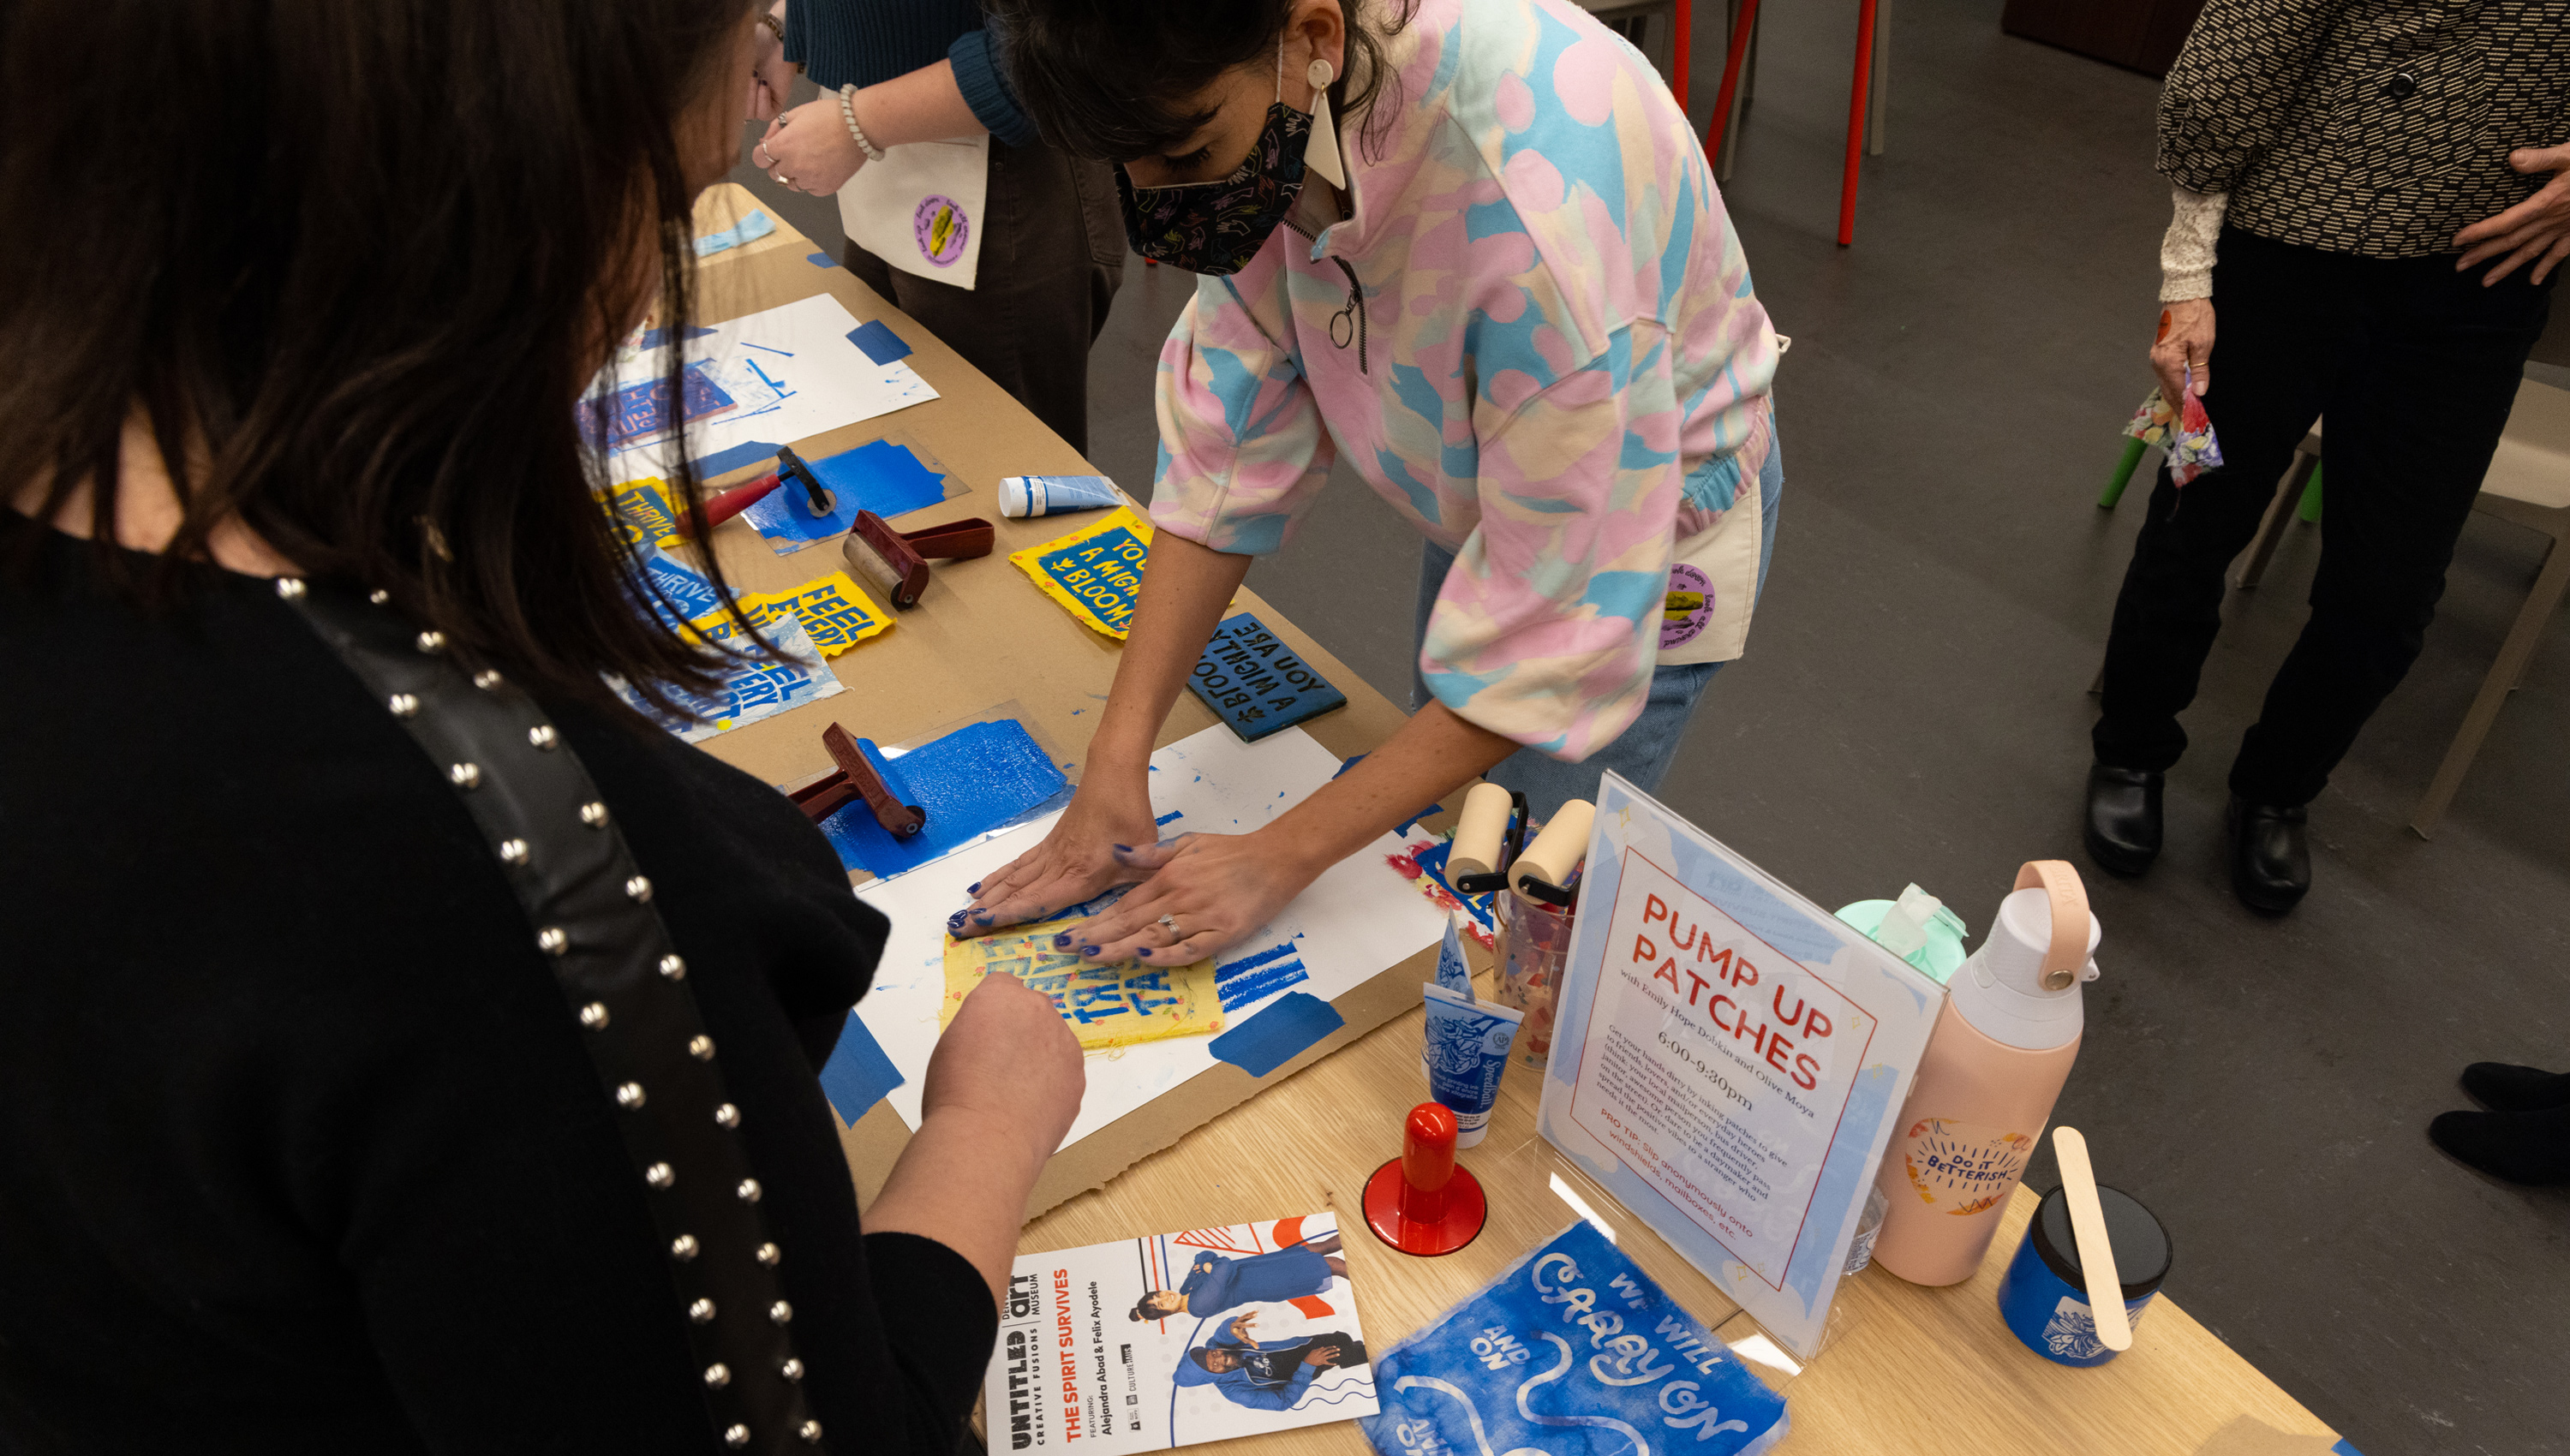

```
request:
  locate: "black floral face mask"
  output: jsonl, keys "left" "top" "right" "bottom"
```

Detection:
{"left": 1117, "top": 77, "right": 1315, "bottom": 276}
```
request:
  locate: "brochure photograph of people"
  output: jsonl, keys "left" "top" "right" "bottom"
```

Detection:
{"left": 989, "top": 1214, "right": 1376, "bottom": 1456}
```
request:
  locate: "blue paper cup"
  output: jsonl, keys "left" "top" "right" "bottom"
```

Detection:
{"left": 1996, "top": 1184, "right": 2172, "bottom": 1366}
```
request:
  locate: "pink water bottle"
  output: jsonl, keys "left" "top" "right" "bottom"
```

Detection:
{"left": 1871, "top": 862, "right": 2101, "bottom": 1287}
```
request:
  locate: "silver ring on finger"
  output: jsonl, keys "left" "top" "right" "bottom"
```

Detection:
{"left": 753, "top": 140, "right": 774, "bottom": 168}
{"left": 1156, "top": 913, "right": 1181, "bottom": 939}
{"left": 775, "top": 173, "right": 793, "bottom": 187}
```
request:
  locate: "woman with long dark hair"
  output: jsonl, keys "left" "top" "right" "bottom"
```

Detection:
{"left": 952, "top": 0, "right": 1784, "bottom": 965}
{"left": 0, "top": 2, "right": 1079, "bottom": 1450}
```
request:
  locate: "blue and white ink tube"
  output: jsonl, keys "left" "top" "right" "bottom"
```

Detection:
{"left": 1422, "top": 982, "right": 1521, "bottom": 1149}
{"left": 997, "top": 474, "right": 1120, "bottom": 518}
{"left": 1431, "top": 911, "right": 1473, "bottom": 997}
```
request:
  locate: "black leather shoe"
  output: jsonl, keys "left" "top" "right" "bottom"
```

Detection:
{"left": 2461, "top": 1062, "right": 2570, "bottom": 1113}
{"left": 2429, "top": 1106, "right": 2570, "bottom": 1187}
{"left": 2226, "top": 797, "right": 2310, "bottom": 913}
{"left": 2083, "top": 765, "right": 2162, "bottom": 875}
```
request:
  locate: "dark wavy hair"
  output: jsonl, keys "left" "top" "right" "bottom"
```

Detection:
{"left": 0, "top": 0, "right": 756, "bottom": 706}
{"left": 991, "top": 0, "right": 1421, "bottom": 164}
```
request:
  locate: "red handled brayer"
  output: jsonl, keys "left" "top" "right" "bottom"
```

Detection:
{"left": 840, "top": 510, "right": 995, "bottom": 609}
{"left": 1362, "top": 1102, "right": 1486, "bottom": 1256}
{"left": 786, "top": 722, "right": 925, "bottom": 837}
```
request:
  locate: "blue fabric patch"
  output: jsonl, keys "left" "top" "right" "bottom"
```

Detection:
{"left": 1189, "top": 612, "right": 1348, "bottom": 743}
{"left": 817, "top": 720, "right": 1070, "bottom": 879}
{"left": 1208, "top": 992, "right": 1343, "bottom": 1077}
{"left": 693, "top": 209, "right": 775, "bottom": 257}
{"left": 1358, "top": 1220, "right": 1788, "bottom": 1456}
{"left": 637, "top": 550, "right": 722, "bottom": 625}
{"left": 1214, "top": 939, "right": 1311, "bottom": 1012}
{"left": 806, "top": 250, "right": 837, "bottom": 267}
{"left": 693, "top": 439, "right": 784, "bottom": 480}
{"left": 846, "top": 319, "right": 913, "bottom": 365}
{"left": 742, "top": 438, "right": 950, "bottom": 548}
{"left": 817, "top": 1012, "right": 905, "bottom": 1122}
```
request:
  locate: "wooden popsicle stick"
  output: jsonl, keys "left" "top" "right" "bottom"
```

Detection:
{"left": 2053, "top": 1126, "right": 2133, "bottom": 1352}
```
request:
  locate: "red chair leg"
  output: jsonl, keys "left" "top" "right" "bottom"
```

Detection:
{"left": 1838, "top": 0, "right": 1879, "bottom": 246}
{"left": 1672, "top": 0, "right": 1691, "bottom": 111}
{"left": 1704, "top": 0, "right": 1762, "bottom": 164}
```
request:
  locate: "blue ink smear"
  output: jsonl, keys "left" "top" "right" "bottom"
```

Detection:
{"left": 1215, "top": 940, "right": 1309, "bottom": 1011}
{"left": 806, "top": 250, "right": 837, "bottom": 267}
{"left": 817, "top": 1011, "right": 904, "bottom": 1122}
{"left": 635, "top": 323, "right": 718, "bottom": 350}
{"left": 691, "top": 439, "right": 783, "bottom": 480}
{"left": 846, "top": 319, "right": 913, "bottom": 366}
{"left": 817, "top": 719, "right": 1070, "bottom": 879}
{"left": 1411, "top": 838, "right": 1493, "bottom": 934}
{"left": 1189, "top": 612, "right": 1347, "bottom": 743}
{"left": 1154, "top": 809, "right": 1184, "bottom": 826}
{"left": 743, "top": 438, "right": 951, "bottom": 549}
{"left": 693, "top": 208, "right": 775, "bottom": 257}
{"left": 1333, "top": 754, "right": 1366, "bottom": 779}
{"left": 1209, "top": 991, "right": 1342, "bottom": 1077}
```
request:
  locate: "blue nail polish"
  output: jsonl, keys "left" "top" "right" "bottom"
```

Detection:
{"left": 1079, "top": 946, "right": 1101, "bottom": 958}
{"left": 1136, "top": 948, "right": 1152, "bottom": 958}
{"left": 1112, "top": 844, "right": 1131, "bottom": 852}
{"left": 967, "top": 881, "right": 981, "bottom": 893}
{"left": 1053, "top": 933, "right": 1073, "bottom": 949}
{"left": 946, "top": 910, "right": 967, "bottom": 930}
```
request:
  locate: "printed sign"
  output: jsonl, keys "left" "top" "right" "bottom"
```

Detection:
{"left": 580, "top": 362, "right": 738, "bottom": 451}
{"left": 1012, "top": 505, "right": 1156, "bottom": 640}
{"left": 1359, "top": 1220, "right": 1787, "bottom": 1456}
{"left": 605, "top": 479, "right": 684, "bottom": 554}
{"left": 989, "top": 1214, "right": 1374, "bottom": 1456}
{"left": 1538, "top": 773, "right": 1942, "bottom": 1359}
{"left": 1190, "top": 612, "right": 1348, "bottom": 742}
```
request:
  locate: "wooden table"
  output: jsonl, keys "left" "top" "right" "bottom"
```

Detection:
{"left": 684, "top": 192, "right": 2341, "bottom": 1456}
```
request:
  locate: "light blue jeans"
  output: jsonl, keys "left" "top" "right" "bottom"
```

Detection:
{"left": 1412, "top": 437, "right": 1784, "bottom": 820}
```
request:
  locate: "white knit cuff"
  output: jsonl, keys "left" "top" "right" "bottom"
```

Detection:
{"left": 2159, "top": 185, "right": 2226, "bottom": 301}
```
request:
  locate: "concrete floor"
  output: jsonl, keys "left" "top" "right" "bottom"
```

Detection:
{"left": 736, "top": 5, "right": 2567, "bottom": 1451}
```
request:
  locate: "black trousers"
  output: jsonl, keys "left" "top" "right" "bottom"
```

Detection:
{"left": 844, "top": 134, "right": 1126, "bottom": 454}
{"left": 2094, "top": 227, "right": 2555, "bottom": 806}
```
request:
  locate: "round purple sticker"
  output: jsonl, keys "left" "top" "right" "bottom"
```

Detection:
{"left": 913, "top": 194, "right": 970, "bottom": 267}
{"left": 1660, "top": 564, "right": 1713, "bottom": 649}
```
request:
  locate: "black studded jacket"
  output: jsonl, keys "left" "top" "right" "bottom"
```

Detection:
{"left": 2158, "top": 0, "right": 2570, "bottom": 257}
{"left": 0, "top": 522, "right": 993, "bottom": 1454}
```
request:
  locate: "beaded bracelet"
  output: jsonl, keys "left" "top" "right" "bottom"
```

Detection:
{"left": 838, "top": 84, "right": 885, "bottom": 163}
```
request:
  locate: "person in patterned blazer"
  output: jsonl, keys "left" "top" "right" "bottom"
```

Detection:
{"left": 2083, "top": 0, "right": 2570, "bottom": 913}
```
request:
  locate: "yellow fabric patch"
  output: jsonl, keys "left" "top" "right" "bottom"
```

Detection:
{"left": 689, "top": 570, "right": 891, "bottom": 657}
{"left": 604, "top": 479, "right": 684, "bottom": 552}
{"left": 942, "top": 916, "right": 1222, "bottom": 1050}
{"left": 1008, "top": 506, "right": 1155, "bottom": 640}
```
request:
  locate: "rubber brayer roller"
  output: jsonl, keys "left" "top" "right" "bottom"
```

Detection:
{"left": 1509, "top": 797, "right": 1593, "bottom": 905}
{"left": 840, "top": 510, "right": 995, "bottom": 609}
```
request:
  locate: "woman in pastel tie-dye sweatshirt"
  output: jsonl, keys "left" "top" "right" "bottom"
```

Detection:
{"left": 954, "top": 0, "right": 1783, "bottom": 963}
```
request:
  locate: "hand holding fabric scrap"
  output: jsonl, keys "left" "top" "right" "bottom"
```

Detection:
{"left": 2123, "top": 367, "right": 2224, "bottom": 486}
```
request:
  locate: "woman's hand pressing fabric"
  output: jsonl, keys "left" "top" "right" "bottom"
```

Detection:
{"left": 948, "top": 778, "right": 1162, "bottom": 939}
{"left": 1048, "top": 833, "right": 1322, "bottom": 967}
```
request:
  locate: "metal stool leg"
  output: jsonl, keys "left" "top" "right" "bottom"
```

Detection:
{"left": 2412, "top": 528, "right": 2570, "bottom": 838}
{"left": 1837, "top": 0, "right": 1880, "bottom": 247}
{"left": 2235, "top": 451, "right": 2316, "bottom": 589}
{"left": 1866, "top": 0, "right": 1891, "bottom": 156}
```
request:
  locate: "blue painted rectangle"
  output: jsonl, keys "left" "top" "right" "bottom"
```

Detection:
{"left": 1190, "top": 612, "right": 1347, "bottom": 743}
{"left": 692, "top": 439, "right": 783, "bottom": 480}
{"left": 742, "top": 438, "right": 950, "bottom": 551}
{"left": 1214, "top": 939, "right": 1311, "bottom": 1012}
{"left": 846, "top": 319, "right": 913, "bottom": 365}
{"left": 818, "top": 1011, "right": 905, "bottom": 1122}
{"left": 806, "top": 250, "right": 837, "bottom": 267}
{"left": 818, "top": 719, "right": 1070, "bottom": 880}
{"left": 1208, "top": 991, "right": 1343, "bottom": 1078}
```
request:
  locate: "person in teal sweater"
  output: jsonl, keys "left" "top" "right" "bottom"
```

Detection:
{"left": 747, "top": 0, "right": 1123, "bottom": 451}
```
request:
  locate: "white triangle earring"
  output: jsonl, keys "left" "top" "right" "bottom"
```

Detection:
{"left": 1304, "top": 57, "right": 1347, "bottom": 188}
